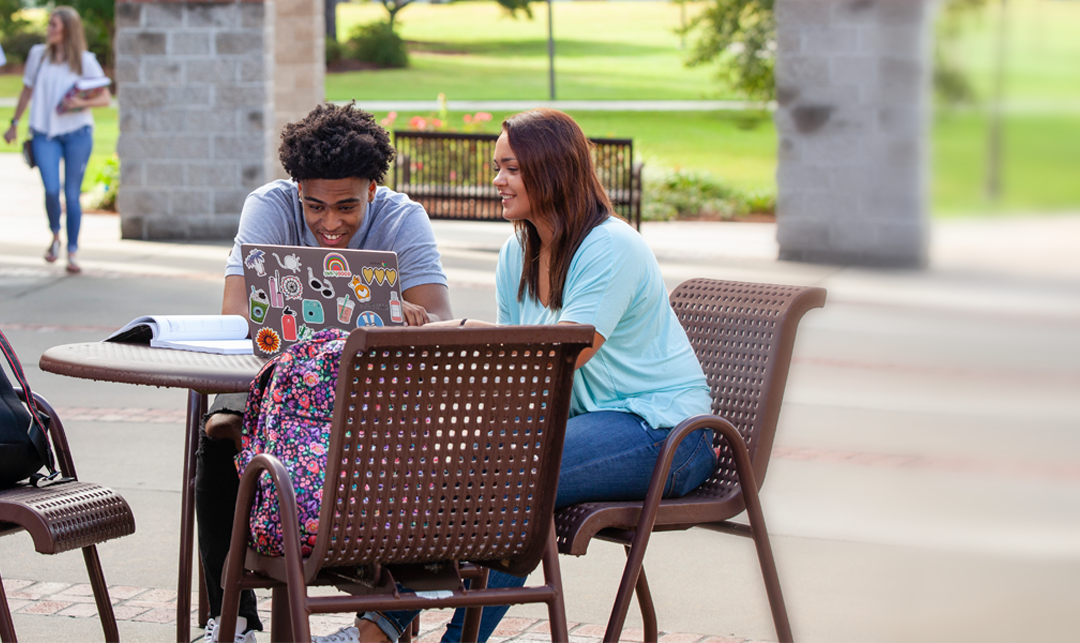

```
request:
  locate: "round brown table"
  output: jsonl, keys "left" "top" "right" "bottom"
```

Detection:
{"left": 40, "top": 342, "right": 265, "bottom": 643}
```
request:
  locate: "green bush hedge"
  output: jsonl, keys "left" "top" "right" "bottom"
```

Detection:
{"left": 348, "top": 21, "right": 408, "bottom": 69}
{"left": 642, "top": 168, "right": 775, "bottom": 221}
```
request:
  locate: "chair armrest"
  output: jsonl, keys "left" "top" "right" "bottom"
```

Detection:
{"left": 634, "top": 415, "right": 757, "bottom": 542}
{"left": 229, "top": 454, "right": 303, "bottom": 559}
{"left": 17, "top": 388, "right": 76, "bottom": 480}
{"left": 219, "top": 453, "right": 307, "bottom": 641}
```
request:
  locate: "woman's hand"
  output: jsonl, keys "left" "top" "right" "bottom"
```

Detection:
{"left": 3, "top": 125, "right": 17, "bottom": 145}
{"left": 61, "top": 93, "right": 86, "bottom": 112}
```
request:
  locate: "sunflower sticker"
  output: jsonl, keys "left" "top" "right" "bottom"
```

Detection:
{"left": 255, "top": 327, "right": 281, "bottom": 355}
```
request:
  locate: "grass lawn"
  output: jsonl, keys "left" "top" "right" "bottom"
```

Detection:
{"left": 329, "top": 1, "right": 718, "bottom": 101}
{"left": 933, "top": 111, "right": 1080, "bottom": 214}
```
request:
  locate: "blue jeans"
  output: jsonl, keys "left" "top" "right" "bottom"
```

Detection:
{"left": 368, "top": 411, "right": 717, "bottom": 642}
{"left": 32, "top": 126, "right": 93, "bottom": 254}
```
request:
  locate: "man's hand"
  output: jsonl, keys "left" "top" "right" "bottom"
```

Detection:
{"left": 401, "top": 283, "right": 451, "bottom": 325}
{"left": 401, "top": 299, "right": 430, "bottom": 326}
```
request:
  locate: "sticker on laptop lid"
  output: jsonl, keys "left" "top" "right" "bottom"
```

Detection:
{"left": 244, "top": 248, "right": 267, "bottom": 277}
{"left": 323, "top": 252, "right": 352, "bottom": 278}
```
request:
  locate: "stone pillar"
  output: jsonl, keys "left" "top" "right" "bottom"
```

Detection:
{"left": 271, "top": 0, "right": 325, "bottom": 180}
{"left": 115, "top": 0, "right": 274, "bottom": 240}
{"left": 774, "top": 0, "right": 935, "bottom": 268}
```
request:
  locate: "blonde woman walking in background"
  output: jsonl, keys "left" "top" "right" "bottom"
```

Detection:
{"left": 3, "top": 6, "right": 110, "bottom": 274}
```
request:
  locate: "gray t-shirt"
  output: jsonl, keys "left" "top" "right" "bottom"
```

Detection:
{"left": 225, "top": 180, "right": 447, "bottom": 292}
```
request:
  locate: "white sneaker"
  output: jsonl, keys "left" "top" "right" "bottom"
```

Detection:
{"left": 205, "top": 616, "right": 257, "bottom": 643}
{"left": 311, "top": 625, "right": 361, "bottom": 643}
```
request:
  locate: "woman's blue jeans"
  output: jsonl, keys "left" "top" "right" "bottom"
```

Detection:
{"left": 366, "top": 410, "right": 717, "bottom": 642}
{"left": 32, "top": 126, "right": 93, "bottom": 254}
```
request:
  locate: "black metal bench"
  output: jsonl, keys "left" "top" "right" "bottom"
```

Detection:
{"left": 392, "top": 131, "right": 643, "bottom": 230}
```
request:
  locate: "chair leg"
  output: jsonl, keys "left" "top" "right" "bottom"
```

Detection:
{"left": 742, "top": 484, "right": 794, "bottom": 643}
{"left": 604, "top": 530, "right": 650, "bottom": 641}
{"left": 270, "top": 586, "right": 296, "bottom": 643}
{"left": 460, "top": 568, "right": 489, "bottom": 642}
{"left": 623, "top": 545, "right": 657, "bottom": 643}
{"left": 0, "top": 571, "right": 17, "bottom": 643}
{"left": 81, "top": 545, "right": 120, "bottom": 643}
{"left": 541, "top": 525, "right": 569, "bottom": 643}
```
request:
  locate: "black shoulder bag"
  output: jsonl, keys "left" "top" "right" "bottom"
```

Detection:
{"left": 0, "top": 327, "right": 64, "bottom": 487}
{"left": 21, "top": 50, "right": 46, "bottom": 169}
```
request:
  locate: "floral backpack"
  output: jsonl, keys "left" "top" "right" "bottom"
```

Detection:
{"left": 236, "top": 327, "right": 349, "bottom": 557}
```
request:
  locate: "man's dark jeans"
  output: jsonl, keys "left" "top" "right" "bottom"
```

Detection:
{"left": 195, "top": 418, "right": 264, "bottom": 631}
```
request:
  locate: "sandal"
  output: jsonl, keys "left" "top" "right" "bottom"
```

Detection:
{"left": 66, "top": 253, "right": 81, "bottom": 274}
{"left": 45, "top": 239, "right": 60, "bottom": 263}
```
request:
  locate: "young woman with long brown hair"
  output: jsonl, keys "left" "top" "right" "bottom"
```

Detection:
{"left": 3, "top": 6, "right": 111, "bottom": 274}
{"left": 318, "top": 109, "right": 717, "bottom": 643}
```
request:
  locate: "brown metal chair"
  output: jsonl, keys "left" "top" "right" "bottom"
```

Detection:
{"left": 0, "top": 389, "right": 137, "bottom": 643}
{"left": 554, "top": 278, "right": 827, "bottom": 643}
{"left": 217, "top": 325, "right": 595, "bottom": 642}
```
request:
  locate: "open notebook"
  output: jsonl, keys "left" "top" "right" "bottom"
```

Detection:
{"left": 241, "top": 243, "right": 404, "bottom": 356}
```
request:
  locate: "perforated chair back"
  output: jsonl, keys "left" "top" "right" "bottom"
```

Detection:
{"left": 670, "top": 278, "right": 827, "bottom": 499}
{"left": 222, "top": 325, "right": 593, "bottom": 643}
{"left": 307, "top": 325, "right": 590, "bottom": 578}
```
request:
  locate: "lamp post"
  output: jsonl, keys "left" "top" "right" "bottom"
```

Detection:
{"left": 547, "top": 0, "right": 556, "bottom": 100}
{"left": 986, "top": 0, "right": 1007, "bottom": 201}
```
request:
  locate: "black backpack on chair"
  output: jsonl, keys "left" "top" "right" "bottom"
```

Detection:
{"left": 0, "top": 327, "right": 62, "bottom": 487}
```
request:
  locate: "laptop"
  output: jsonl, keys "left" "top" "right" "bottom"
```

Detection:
{"left": 241, "top": 243, "right": 404, "bottom": 356}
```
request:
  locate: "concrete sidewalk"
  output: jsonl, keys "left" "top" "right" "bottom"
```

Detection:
{"left": 1, "top": 153, "right": 1078, "bottom": 642}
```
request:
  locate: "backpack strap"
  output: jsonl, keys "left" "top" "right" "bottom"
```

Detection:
{"left": 0, "top": 327, "right": 65, "bottom": 486}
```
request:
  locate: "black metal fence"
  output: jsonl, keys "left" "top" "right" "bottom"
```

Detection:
{"left": 392, "top": 131, "right": 642, "bottom": 230}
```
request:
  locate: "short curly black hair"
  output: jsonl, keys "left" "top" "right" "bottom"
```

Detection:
{"left": 278, "top": 102, "right": 395, "bottom": 183}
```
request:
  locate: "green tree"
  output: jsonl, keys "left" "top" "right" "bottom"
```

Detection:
{"left": 33, "top": 0, "right": 114, "bottom": 67}
{"left": 935, "top": 0, "right": 987, "bottom": 105}
{"left": 682, "top": 0, "right": 987, "bottom": 104}
{"left": 682, "top": 0, "right": 775, "bottom": 103}
{"left": 0, "top": 0, "right": 30, "bottom": 38}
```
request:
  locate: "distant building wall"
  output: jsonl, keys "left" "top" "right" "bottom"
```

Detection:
{"left": 774, "top": 0, "right": 935, "bottom": 268}
{"left": 115, "top": 0, "right": 323, "bottom": 240}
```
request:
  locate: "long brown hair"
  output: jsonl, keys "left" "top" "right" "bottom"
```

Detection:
{"left": 502, "top": 109, "right": 617, "bottom": 310}
{"left": 47, "top": 7, "right": 87, "bottom": 75}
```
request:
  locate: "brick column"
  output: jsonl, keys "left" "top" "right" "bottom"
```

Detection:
{"left": 115, "top": 0, "right": 275, "bottom": 240}
{"left": 774, "top": 0, "right": 935, "bottom": 268}
{"left": 271, "top": 0, "right": 325, "bottom": 180}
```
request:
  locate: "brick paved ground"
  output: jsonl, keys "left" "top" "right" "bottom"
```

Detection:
{"left": 3, "top": 579, "right": 768, "bottom": 642}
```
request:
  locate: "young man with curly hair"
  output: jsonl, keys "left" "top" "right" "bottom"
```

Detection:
{"left": 197, "top": 103, "right": 452, "bottom": 642}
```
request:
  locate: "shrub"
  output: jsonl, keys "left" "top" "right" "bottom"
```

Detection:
{"left": 1, "top": 28, "right": 44, "bottom": 65}
{"left": 348, "top": 21, "right": 408, "bottom": 69}
{"left": 83, "top": 155, "right": 119, "bottom": 212}
{"left": 742, "top": 187, "right": 776, "bottom": 215}
{"left": 643, "top": 168, "right": 743, "bottom": 221}
{"left": 642, "top": 167, "right": 775, "bottom": 221}
{"left": 326, "top": 37, "right": 346, "bottom": 66}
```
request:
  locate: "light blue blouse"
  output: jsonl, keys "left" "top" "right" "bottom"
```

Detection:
{"left": 496, "top": 217, "right": 711, "bottom": 429}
